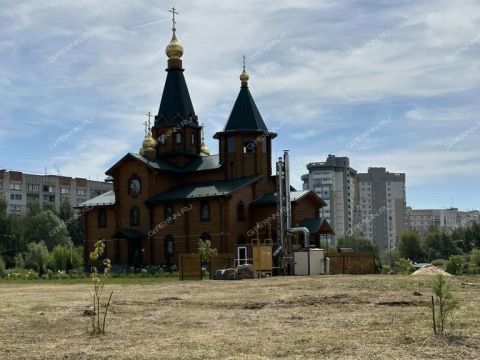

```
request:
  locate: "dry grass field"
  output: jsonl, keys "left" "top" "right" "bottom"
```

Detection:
{"left": 0, "top": 275, "right": 479, "bottom": 359}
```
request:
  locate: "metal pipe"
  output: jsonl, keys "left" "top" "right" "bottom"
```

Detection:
{"left": 276, "top": 157, "right": 285, "bottom": 251}
{"left": 288, "top": 227, "right": 310, "bottom": 248}
{"left": 284, "top": 150, "right": 291, "bottom": 231}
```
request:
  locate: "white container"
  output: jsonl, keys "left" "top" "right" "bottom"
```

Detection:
{"left": 294, "top": 248, "right": 325, "bottom": 275}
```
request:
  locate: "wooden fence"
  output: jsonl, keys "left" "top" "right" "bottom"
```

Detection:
{"left": 178, "top": 253, "right": 202, "bottom": 280}
{"left": 327, "top": 251, "right": 375, "bottom": 274}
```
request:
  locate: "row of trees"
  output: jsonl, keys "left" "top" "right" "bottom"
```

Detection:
{"left": 336, "top": 221, "right": 480, "bottom": 274}
{"left": 0, "top": 198, "right": 84, "bottom": 271}
{"left": 397, "top": 223, "right": 480, "bottom": 263}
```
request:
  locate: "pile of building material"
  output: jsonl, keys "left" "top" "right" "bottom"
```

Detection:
{"left": 411, "top": 264, "right": 451, "bottom": 276}
{"left": 212, "top": 264, "right": 254, "bottom": 280}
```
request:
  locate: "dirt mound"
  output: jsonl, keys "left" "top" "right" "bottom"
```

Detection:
{"left": 411, "top": 264, "right": 451, "bottom": 276}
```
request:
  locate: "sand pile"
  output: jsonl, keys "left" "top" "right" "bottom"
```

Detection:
{"left": 411, "top": 264, "right": 451, "bottom": 276}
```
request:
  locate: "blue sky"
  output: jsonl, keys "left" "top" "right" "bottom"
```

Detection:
{"left": 1, "top": 0, "right": 479, "bottom": 210}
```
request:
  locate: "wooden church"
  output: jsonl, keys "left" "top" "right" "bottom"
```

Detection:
{"left": 78, "top": 11, "right": 333, "bottom": 267}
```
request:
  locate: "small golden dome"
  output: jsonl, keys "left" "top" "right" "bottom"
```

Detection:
{"left": 142, "top": 131, "right": 156, "bottom": 149}
{"left": 240, "top": 68, "right": 249, "bottom": 85}
{"left": 166, "top": 31, "right": 184, "bottom": 59}
{"left": 201, "top": 141, "right": 210, "bottom": 156}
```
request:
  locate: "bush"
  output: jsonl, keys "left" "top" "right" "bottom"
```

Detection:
{"left": 5, "top": 268, "right": 39, "bottom": 280}
{"left": 394, "top": 258, "right": 415, "bottom": 274}
{"left": 25, "top": 242, "right": 49, "bottom": 273}
{"left": 445, "top": 255, "right": 467, "bottom": 275}
{"left": 380, "top": 264, "right": 392, "bottom": 275}
{"left": 14, "top": 253, "right": 25, "bottom": 268}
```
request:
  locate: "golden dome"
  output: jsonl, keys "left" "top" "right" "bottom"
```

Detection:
{"left": 201, "top": 141, "right": 210, "bottom": 156}
{"left": 240, "top": 68, "right": 249, "bottom": 85}
{"left": 166, "top": 31, "right": 184, "bottom": 59}
{"left": 142, "top": 131, "right": 156, "bottom": 149}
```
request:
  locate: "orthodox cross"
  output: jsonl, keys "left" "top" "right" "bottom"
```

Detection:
{"left": 169, "top": 6, "right": 178, "bottom": 29}
{"left": 142, "top": 121, "right": 148, "bottom": 137}
{"left": 242, "top": 55, "right": 246, "bottom": 70}
{"left": 146, "top": 111, "right": 153, "bottom": 129}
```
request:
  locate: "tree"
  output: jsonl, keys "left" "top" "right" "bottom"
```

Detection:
{"left": 445, "top": 255, "right": 467, "bottom": 275}
{"left": 394, "top": 258, "right": 415, "bottom": 274}
{"left": 198, "top": 239, "right": 218, "bottom": 265}
{"left": 398, "top": 231, "right": 425, "bottom": 262}
{"left": 48, "top": 243, "right": 84, "bottom": 271}
{"left": 336, "top": 235, "right": 377, "bottom": 252}
{"left": 24, "top": 209, "right": 70, "bottom": 250}
{"left": 59, "top": 201, "right": 84, "bottom": 246}
{"left": 431, "top": 275, "right": 458, "bottom": 335}
{"left": 25, "top": 241, "right": 49, "bottom": 274}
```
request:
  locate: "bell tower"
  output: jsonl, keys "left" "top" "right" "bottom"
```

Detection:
{"left": 151, "top": 7, "right": 203, "bottom": 166}
{"left": 214, "top": 57, "right": 277, "bottom": 180}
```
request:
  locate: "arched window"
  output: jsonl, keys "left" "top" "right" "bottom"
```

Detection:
{"left": 128, "top": 174, "right": 141, "bottom": 197}
{"left": 243, "top": 136, "right": 255, "bottom": 153}
{"left": 164, "top": 235, "right": 174, "bottom": 257}
{"left": 175, "top": 132, "right": 182, "bottom": 144}
{"left": 236, "top": 201, "right": 245, "bottom": 222}
{"left": 130, "top": 206, "right": 140, "bottom": 226}
{"left": 97, "top": 208, "right": 107, "bottom": 228}
{"left": 164, "top": 203, "right": 174, "bottom": 223}
{"left": 200, "top": 201, "right": 210, "bottom": 222}
{"left": 200, "top": 232, "right": 211, "bottom": 241}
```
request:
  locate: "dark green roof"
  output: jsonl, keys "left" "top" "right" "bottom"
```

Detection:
{"left": 105, "top": 153, "right": 221, "bottom": 176}
{"left": 251, "top": 191, "right": 326, "bottom": 207}
{"left": 301, "top": 218, "right": 334, "bottom": 234}
{"left": 75, "top": 191, "right": 115, "bottom": 208}
{"left": 113, "top": 228, "right": 144, "bottom": 240}
{"left": 214, "top": 85, "right": 276, "bottom": 139}
{"left": 155, "top": 68, "right": 197, "bottom": 126}
{"left": 146, "top": 174, "right": 262, "bottom": 203}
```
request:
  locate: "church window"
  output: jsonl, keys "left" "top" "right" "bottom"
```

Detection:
{"left": 200, "top": 232, "right": 211, "bottom": 241}
{"left": 130, "top": 206, "right": 140, "bottom": 226}
{"left": 227, "top": 136, "right": 236, "bottom": 153}
{"left": 200, "top": 201, "right": 210, "bottom": 222}
{"left": 165, "top": 235, "right": 174, "bottom": 256}
{"left": 97, "top": 209, "right": 107, "bottom": 228}
{"left": 164, "top": 203, "right": 174, "bottom": 223}
{"left": 128, "top": 175, "right": 141, "bottom": 198}
{"left": 236, "top": 201, "right": 245, "bottom": 221}
{"left": 191, "top": 133, "right": 196, "bottom": 145}
{"left": 243, "top": 136, "right": 255, "bottom": 153}
{"left": 175, "top": 132, "right": 182, "bottom": 144}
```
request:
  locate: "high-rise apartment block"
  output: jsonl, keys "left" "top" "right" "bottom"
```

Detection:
{"left": 355, "top": 168, "right": 406, "bottom": 252}
{"left": 302, "top": 155, "right": 356, "bottom": 244}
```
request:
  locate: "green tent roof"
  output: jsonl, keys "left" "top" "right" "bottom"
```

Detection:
{"left": 214, "top": 85, "right": 277, "bottom": 139}
{"left": 155, "top": 68, "right": 197, "bottom": 126}
{"left": 146, "top": 174, "right": 262, "bottom": 203}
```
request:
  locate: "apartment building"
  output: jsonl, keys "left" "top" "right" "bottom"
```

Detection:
{"left": 407, "top": 207, "right": 480, "bottom": 235}
{"left": 0, "top": 169, "right": 112, "bottom": 215}
{"left": 354, "top": 168, "right": 406, "bottom": 252}
{"left": 302, "top": 155, "right": 357, "bottom": 245}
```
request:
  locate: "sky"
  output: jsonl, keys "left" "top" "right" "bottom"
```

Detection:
{"left": 1, "top": 0, "right": 479, "bottom": 210}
